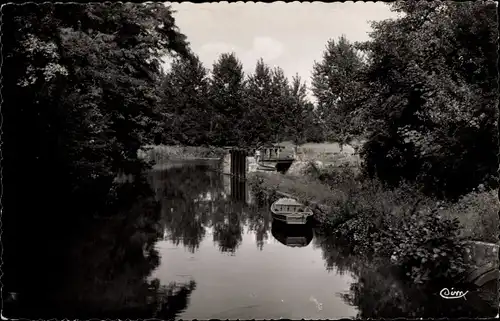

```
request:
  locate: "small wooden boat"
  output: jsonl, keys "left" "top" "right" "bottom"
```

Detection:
{"left": 270, "top": 197, "right": 314, "bottom": 225}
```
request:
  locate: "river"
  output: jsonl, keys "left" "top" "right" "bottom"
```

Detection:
{"left": 3, "top": 160, "right": 496, "bottom": 319}
{"left": 148, "top": 160, "right": 358, "bottom": 319}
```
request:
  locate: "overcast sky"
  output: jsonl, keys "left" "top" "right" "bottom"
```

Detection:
{"left": 164, "top": 1, "right": 400, "bottom": 98}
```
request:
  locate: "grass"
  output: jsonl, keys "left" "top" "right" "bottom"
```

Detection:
{"left": 138, "top": 145, "right": 226, "bottom": 164}
{"left": 249, "top": 163, "right": 423, "bottom": 226}
{"left": 294, "top": 142, "right": 362, "bottom": 167}
{"left": 273, "top": 141, "right": 361, "bottom": 165}
{"left": 247, "top": 170, "right": 348, "bottom": 224}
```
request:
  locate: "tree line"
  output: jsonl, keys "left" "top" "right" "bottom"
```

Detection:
{"left": 159, "top": 1, "right": 498, "bottom": 201}
{"left": 160, "top": 54, "right": 323, "bottom": 147}
{"left": 3, "top": 1, "right": 498, "bottom": 222}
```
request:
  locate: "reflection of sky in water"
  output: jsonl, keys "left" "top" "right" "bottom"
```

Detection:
{"left": 151, "top": 223, "right": 358, "bottom": 320}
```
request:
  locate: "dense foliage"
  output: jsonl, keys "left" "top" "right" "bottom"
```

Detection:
{"left": 3, "top": 3, "right": 191, "bottom": 219}
{"left": 160, "top": 55, "right": 211, "bottom": 145}
{"left": 159, "top": 53, "right": 323, "bottom": 147}
{"left": 356, "top": 1, "right": 498, "bottom": 200}
{"left": 311, "top": 35, "right": 366, "bottom": 144}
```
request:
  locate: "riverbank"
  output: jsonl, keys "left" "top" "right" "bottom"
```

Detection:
{"left": 138, "top": 145, "right": 226, "bottom": 164}
{"left": 247, "top": 163, "right": 498, "bottom": 288}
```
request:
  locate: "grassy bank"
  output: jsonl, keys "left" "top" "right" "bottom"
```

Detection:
{"left": 248, "top": 169, "right": 354, "bottom": 224}
{"left": 138, "top": 145, "right": 226, "bottom": 164}
{"left": 248, "top": 163, "right": 498, "bottom": 286}
{"left": 296, "top": 142, "right": 361, "bottom": 166}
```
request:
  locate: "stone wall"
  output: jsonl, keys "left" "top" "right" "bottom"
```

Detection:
{"left": 223, "top": 152, "right": 231, "bottom": 174}
{"left": 462, "top": 241, "right": 499, "bottom": 287}
{"left": 222, "top": 150, "right": 259, "bottom": 175}
{"left": 247, "top": 156, "right": 258, "bottom": 173}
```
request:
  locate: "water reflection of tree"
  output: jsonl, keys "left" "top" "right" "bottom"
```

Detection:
{"left": 161, "top": 197, "right": 210, "bottom": 253}
{"left": 211, "top": 200, "right": 244, "bottom": 253}
{"left": 3, "top": 176, "right": 197, "bottom": 319}
{"left": 58, "top": 195, "right": 197, "bottom": 319}
{"left": 148, "top": 164, "right": 275, "bottom": 253}
{"left": 150, "top": 164, "right": 252, "bottom": 254}
{"left": 312, "top": 227, "right": 362, "bottom": 276}
{"left": 151, "top": 164, "right": 222, "bottom": 253}
{"left": 314, "top": 228, "right": 497, "bottom": 318}
{"left": 245, "top": 205, "right": 272, "bottom": 250}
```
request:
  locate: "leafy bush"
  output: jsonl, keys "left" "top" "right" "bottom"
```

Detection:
{"left": 308, "top": 165, "right": 469, "bottom": 285}
{"left": 439, "top": 189, "right": 499, "bottom": 243}
{"left": 374, "top": 210, "right": 467, "bottom": 284}
{"left": 357, "top": 2, "right": 498, "bottom": 201}
{"left": 247, "top": 174, "right": 276, "bottom": 206}
{"left": 305, "top": 162, "right": 363, "bottom": 192}
{"left": 335, "top": 197, "right": 468, "bottom": 285}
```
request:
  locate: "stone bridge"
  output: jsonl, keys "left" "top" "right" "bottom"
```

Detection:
{"left": 222, "top": 144, "right": 296, "bottom": 178}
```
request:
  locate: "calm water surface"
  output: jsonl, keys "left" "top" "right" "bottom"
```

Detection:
{"left": 4, "top": 160, "right": 496, "bottom": 319}
{"left": 147, "top": 162, "right": 497, "bottom": 319}
{"left": 149, "top": 162, "right": 358, "bottom": 319}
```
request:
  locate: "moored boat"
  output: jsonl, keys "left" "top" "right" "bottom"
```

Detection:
{"left": 270, "top": 197, "right": 314, "bottom": 225}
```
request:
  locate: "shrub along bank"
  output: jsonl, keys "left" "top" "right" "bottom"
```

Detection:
{"left": 248, "top": 163, "right": 498, "bottom": 287}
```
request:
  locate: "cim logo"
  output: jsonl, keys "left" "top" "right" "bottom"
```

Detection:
{"left": 439, "top": 287, "right": 469, "bottom": 300}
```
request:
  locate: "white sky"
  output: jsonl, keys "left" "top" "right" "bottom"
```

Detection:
{"left": 164, "top": 1, "right": 399, "bottom": 99}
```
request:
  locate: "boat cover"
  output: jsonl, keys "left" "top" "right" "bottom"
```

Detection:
{"left": 274, "top": 197, "right": 304, "bottom": 207}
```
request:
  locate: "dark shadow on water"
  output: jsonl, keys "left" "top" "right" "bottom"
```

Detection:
{"left": 337, "top": 262, "right": 498, "bottom": 318}
{"left": 271, "top": 220, "right": 314, "bottom": 248}
{"left": 2, "top": 173, "right": 197, "bottom": 319}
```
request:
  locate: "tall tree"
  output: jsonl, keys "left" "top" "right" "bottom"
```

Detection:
{"left": 270, "top": 66, "right": 292, "bottom": 142}
{"left": 2, "top": 1, "right": 191, "bottom": 242}
{"left": 160, "top": 55, "right": 211, "bottom": 145}
{"left": 208, "top": 52, "right": 247, "bottom": 146}
{"left": 311, "top": 35, "right": 365, "bottom": 145}
{"left": 3, "top": 2, "right": 190, "bottom": 195}
{"left": 357, "top": 1, "right": 498, "bottom": 199}
{"left": 288, "top": 75, "right": 319, "bottom": 145}
{"left": 244, "top": 58, "right": 275, "bottom": 145}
